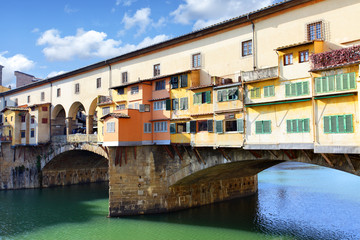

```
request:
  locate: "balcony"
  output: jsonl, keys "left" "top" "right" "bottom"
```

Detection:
{"left": 98, "top": 96, "right": 112, "bottom": 105}
{"left": 241, "top": 67, "right": 278, "bottom": 83}
{"left": 51, "top": 134, "right": 98, "bottom": 143}
{"left": 311, "top": 45, "right": 360, "bottom": 71}
{"left": 0, "top": 136, "right": 12, "bottom": 142}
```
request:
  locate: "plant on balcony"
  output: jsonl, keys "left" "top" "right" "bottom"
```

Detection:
{"left": 311, "top": 45, "right": 360, "bottom": 70}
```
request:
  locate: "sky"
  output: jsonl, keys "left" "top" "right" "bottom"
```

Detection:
{"left": 0, "top": 0, "right": 281, "bottom": 88}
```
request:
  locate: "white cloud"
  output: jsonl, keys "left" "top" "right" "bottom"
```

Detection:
{"left": 47, "top": 70, "right": 67, "bottom": 78}
{"left": 32, "top": 28, "right": 40, "bottom": 33}
{"left": 122, "top": 8, "right": 151, "bottom": 36}
{"left": 37, "top": 28, "right": 170, "bottom": 61}
{"left": 116, "top": 0, "right": 136, "bottom": 6}
{"left": 0, "top": 51, "right": 35, "bottom": 87}
{"left": 64, "top": 4, "right": 78, "bottom": 14}
{"left": 171, "top": 0, "right": 273, "bottom": 30}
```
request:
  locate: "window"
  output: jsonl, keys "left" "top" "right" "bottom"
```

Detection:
{"left": 215, "top": 120, "right": 223, "bottom": 133}
{"left": 225, "top": 120, "right": 237, "bottom": 132}
{"left": 31, "top": 116, "right": 35, "bottom": 124}
{"left": 21, "top": 115, "right": 26, "bottom": 122}
{"left": 264, "top": 85, "right": 275, "bottom": 97}
{"left": 4, "top": 117, "right": 7, "bottom": 123}
{"left": 102, "top": 107, "right": 110, "bottom": 115}
{"left": 324, "top": 114, "right": 353, "bottom": 134}
{"left": 42, "top": 118, "right": 48, "bottom": 124}
{"left": 299, "top": 50, "right": 309, "bottom": 63}
{"left": 30, "top": 128, "right": 35, "bottom": 138}
{"left": 287, "top": 119, "right": 310, "bottom": 133}
{"left": 154, "top": 121, "right": 167, "bottom": 132}
{"left": 170, "top": 123, "right": 176, "bottom": 134}
{"left": 250, "top": 87, "right": 261, "bottom": 99}
{"left": 42, "top": 106, "right": 48, "bottom": 111}
{"left": 57, "top": 88, "right": 61, "bottom": 97}
{"left": 180, "top": 74, "right": 188, "bottom": 88}
{"left": 154, "top": 100, "right": 166, "bottom": 111}
{"left": 139, "top": 104, "right": 150, "bottom": 112}
{"left": 217, "top": 88, "right": 239, "bottom": 102}
{"left": 117, "top": 87, "right": 125, "bottom": 95}
{"left": 255, "top": 120, "right": 271, "bottom": 134}
{"left": 284, "top": 53, "right": 293, "bottom": 65}
{"left": 172, "top": 98, "right": 179, "bottom": 110}
{"left": 189, "top": 120, "right": 197, "bottom": 133}
{"left": 75, "top": 83, "right": 80, "bottom": 94}
{"left": 27, "top": 95, "right": 30, "bottom": 103}
{"left": 41, "top": 92, "right": 45, "bottom": 101}
{"left": 122, "top": 72, "right": 128, "bottom": 83}
{"left": 134, "top": 103, "right": 139, "bottom": 110}
{"left": 285, "top": 81, "right": 309, "bottom": 97}
{"left": 144, "top": 123, "right": 152, "bottom": 133}
{"left": 192, "top": 53, "right": 201, "bottom": 68}
{"left": 14, "top": 98, "right": 18, "bottom": 107}
{"left": 198, "top": 120, "right": 208, "bottom": 131}
{"left": 131, "top": 86, "right": 139, "bottom": 95}
{"left": 335, "top": 72, "right": 356, "bottom": 91}
{"left": 170, "top": 76, "right": 178, "bottom": 89}
{"left": 180, "top": 97, "right": 188, "bottom": 110}
{"left": 307, "top": 21, "right": 322, "bottom": 41}
{"left": 128, "top": 104, "right": 134, "bottom": 109}
{"left": 21, "top": 131, "right": 26, "bottom": 138}
{"left": 96, "top": 78, "right": 101, "bottom": 88}
{"left": 155, "top": 80, "right": 165, "bottom": 90}
{"left": 106, "top": 122, "right": 115, "bottom": 133}
{"left": 242, "top": 40, "right": 252, "bottom": 56}
{"left": 193, "top": 91, "right": 211, "bottom": 104}
{"left": 153, "top": 64, "right": 160, "bottom": 77}
{"left": 116, "top": 104, "right": 126, "bottom": 110}
{"left": 177, "top": 123, "right": 186, "bottom": 133}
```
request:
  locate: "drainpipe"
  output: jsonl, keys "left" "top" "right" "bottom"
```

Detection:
{"left": 247, "top": 14, "right": 256, "bottom": 70}
{"left": 107, "top": 61, "right": 112, "bottom": 99}
{"left": 49, "top": 81, "right": 52, "bottom": 142}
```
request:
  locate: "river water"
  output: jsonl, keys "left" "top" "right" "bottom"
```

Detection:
{"left": 1, "top": 161, "right": 360, "bottom": 240}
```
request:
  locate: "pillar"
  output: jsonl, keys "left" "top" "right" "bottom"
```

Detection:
{"left": 86, "top": 115, "right": 93, "bottom": 135}
{"left": 65, "top": 117, "right": 75, "bottom": 135}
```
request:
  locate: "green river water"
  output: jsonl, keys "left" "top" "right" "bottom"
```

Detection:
{"left": 1, "top": 162, "right": 360, "bottom": 240}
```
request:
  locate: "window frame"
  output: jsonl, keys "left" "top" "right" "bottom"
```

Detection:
{"left": 154, "top": 121, "right": 167, "bottom": 133}
{"left": 144, "top": 123, "right": 152, "bottom": 133}
{"left": 284, "top": 53, "right": 293, "bottom": 66}
{"left": 106, "top": 122, "right": 115, "bottom": 133}
{"left": 192, "top": 53, "right": 201, "bottom": 68}
{"left": 255, "top": 120, "right": 271, "bottom": 134}
{"left": 30, "top": 128, "right": 35, "bottom": 138}
{"left": 263, "top": 85, "right": 275, "bottom": 98}
{"left": 197, "top": 120, "right": 208, "bottom": 132}
{"left": 130, "top": 86, "right": 139, "bottom": 95}
{"left": 307, "top": 21, "right": 323, "bottom": 41}
{"left": 27, "top": 95, "right": 30, "bottom": 103}
{"left": 102, "top": 107, "right": 110, "bottom": 116}
{"left": 242, "top": 40, "right": 252, "bottom": 57}
{"left": 249, "top": 87, "right": 261, "bottom": 99}
{"left": 96, "top": 78, "right": 101, "bottom": 88}
{"left": 75, "top": 83, "right": 80, "bottom": 94}
{"left": 153, "top": 64, "right": 160, "bottom": 77}
{"left": 154, "top": 100, "right": 166, "bottom": 111}
{"left": 57, "top": 88, "right": 61, "bottom": 97}
{"left": 41, "top": 92, "right": 45, "bottom": 101}
{"left": 324, "top": 114, "right": 353, "bottom": 134}
{"left": 122, "top": 72, "right": 128, "bottom": 83}
{"left": 21, "top": 130, "right": 26, "bottom": 138}
{"left": 299, "top": 50, "right": 309, "bottom": 63}
{"left": 286, "top": 118, "right": 310, "bottom": 133}
{"left": 155, "top": 80, "right": 166, "bottom": 91}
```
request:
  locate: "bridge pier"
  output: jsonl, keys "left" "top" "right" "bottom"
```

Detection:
{"left": 108, "top": 146, "right": 263, "bottom": 216}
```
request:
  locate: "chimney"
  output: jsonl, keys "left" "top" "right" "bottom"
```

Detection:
{"left": 14, "top": 71, "right": 37, "bottom": 88}
{"left": 0, "top": 65, "right": 3, "bottom": 86}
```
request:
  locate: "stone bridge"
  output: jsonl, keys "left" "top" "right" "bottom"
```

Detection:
{"left": 106, "top": 145, "right": 360, "bottom": 216}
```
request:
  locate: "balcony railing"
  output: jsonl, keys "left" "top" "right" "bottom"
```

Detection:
{"left": 241, "top": 66, "right": 278, "bottom": 82}
{"left": 98, "top": 96, "right": 112, "bottom": 105}
{"left": 0, "top": 136, "right": 12, "bottom": 142}
{"left": 311, "top": 45, "right": 360, "bottom": 70}
{"left": 51, "top": 134, "right": 98, "bottom": 143}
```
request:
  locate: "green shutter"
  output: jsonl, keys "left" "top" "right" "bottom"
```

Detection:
{"left": 184, "top": 97, "right": 188, "bottom": 110}
{"left": 222, "top": 89, "right": 228, "bottom": 101}
{"left": 315, "top": 78, "right": 322, "bottom": 93}
{"left": 336, "top": 74, "right": 342, "bottom": 90}
{"left": 190, "top": 120, "right": 197, "bottom": 133}
{"left": 206, "top": 91, "right": 211, "bottom": 104}
{"left": 269, "top": 85, "right": 275, "bottom": 97}
{"left": 264, "top": 86, "right": 269, "bottom": 97}
{"left": 330, "top": 116, "right": 337, "bottom": 133}
{"left": 286, "top": 120, "right": 292, "bottom": 133}
{"left": 186, "top": 122, "right": 190, "bottom": 133}
{"left": 291, "top": 119, "right": 297, "bottom": 132}
{"left": 193, "top": 93, "right": 201, "bottom": 104}
{"left": 165, "top": 99, "right": 171, "bottom": 110}
{"left": 215, "top": 120, "right": 223, "bottom": 134}
{"left": 170, "top": 123, "right": 176, "bottom": 134}
{"left": 207, "top": 120, "right": 214, "bottom": 133}
{"left": 256, "top": 88, "right": 260, "bottom": 98}
{"left": 263, "top": 121, "right": 271, "bottom": 133}
{"left": 180, "top": 74, "right": 188, "bottom": 88}
{"left": 338, "top": 115, "right": 345, "bottom": 132}
{"left": 290, "top": 83, "right": 296, "bottom": 96}
{"left": 345, "top": 114, "right": 353, "bottom": 133}
{"left": 285, "top": 84, "right": 290, "bottom": 96}
{"left": 298, "top": 119, "right": 304, "bottom": 132}
{"left": 217, "top": 90, "right": 223, "bottom": 102}
{"left": 304, "top": 119, "right": 310, "bottom": 132}
{"left": 296, "top": 82, "right": 302, "bottom": 96}
{"left": 255, "top": 121, "right": 262, "bottom": 134}
{"left": 349, "top": 72, "right": 356, "bottom": 89}
{"left": 237, "top": 118, "right": 244, "bottom": 133}
{"left": 328, "top": 76, "right": 335, "bottom": 92}
{"left": 250, "top": 89, "right": 255, "bottom": 98}
{"left": 324, "top": 116, "right": 330, "bottom": 133}
{"left": 322, "top": 77, "right": 328, "bottom": 92}
{"left": 303, "top": 81, "right": 309, "bottom": 94}
{"left": 343, "top": 74, "right": 349, "bottom": 90}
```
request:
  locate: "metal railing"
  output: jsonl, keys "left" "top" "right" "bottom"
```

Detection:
{"left": 51, "top": 134, "right": 98, "bottom": 143}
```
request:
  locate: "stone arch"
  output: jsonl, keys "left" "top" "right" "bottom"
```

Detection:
{"left": 86, "top": 97, "right": 98, "bottom": 134}
{"left": 51, "top": 104, "right": 66, "bottom": 136}
{"left": 68, "top": 101, "right": 86, "bottom": 134}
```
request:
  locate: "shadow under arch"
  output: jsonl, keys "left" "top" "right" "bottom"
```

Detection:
{"left": 51, "top": 104, "right": 66, "bottom": 136}
{"left": 68, "top": 101, "right": 86, "bottom": 134}
{"left": 42, "top": 149, "right": 108, "bottom": 188}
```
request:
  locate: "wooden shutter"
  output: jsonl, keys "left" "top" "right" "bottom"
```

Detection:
{"left": 255, "top": 88, "right": 260, "bottom": 98}
{"left": 303, "top": 81, "right": 309, "bottom": 94}
{"left": 222, "top": 89, "right": 228, "bottom": 101}
{"left": 330, "top": 116, "right": 337, "bottom": 133}
{"left": 237, "top": 118, "right": 244, "bottom": 133}
{"left": 139, "top": 104, "right": 145, "bottom": 112}
{"left": 322, "top": 77, "right": 328, "bottom": 92}
{"left": 269, "top": 85, "right": 275, "bottom": 97}
{"left": 165, "top": 99, "right": 171, "bottom": 110}
{"left": 215, "top": 120, "right": 223, "bottom": 134}
{"left": 323, "top": 116, "right": 330, "bottom": 133}
{"left": 298, "top": 119, "right": 304, "bottom": 132}
{"left": 255, "top": 121, "right": 263, "bottom": 134}
{"left": 170, "top": 123, "right": 176, "bottom": 134}
{"left": 285, "top": 84, "right": 290, "bottom": 96}
{"left": 207, "top": 119, "right": 214, "bottom": 132}
{"left": 264, "top": 86, "right": 269, "bottom": 97}
{"left": 217, "top": 90, "right": 223, "bottom": 102}
{"left": 263, "top": 121, "right": 271, "bottom": 133}
{"left": 291, "top": 119, "right": 297, "bottom": 133}
{"left": 345, "top": 114, "right": 353, "bottom": 133}
{"left": 250, "top": 89, "right": 255, "bottom": 98}
{"left": 186, "top": 122, "right": 190, "bottom": 133}
{"left": 206, "top": 91, "right": 211, "bottom": 103}
{"left": 296, "top": 82, "right": 302, "bottom": 96}
{"left": 190, "top": 120, "right": 197, "bottom": 133}
{"left": 304, "top": 119, "right": 310, "bottom": 132}
{"left": 315, "top": 78, "right": 322, "bottom": 93}
{"left": 349, "top": 72, "right": 356, "bottom": 89}
{"left": 338, "top": 115, "right": 345, "bottom": 132}
{"left": 336, "top": 74, "right": 342, "bottom": 91}
{"left": 290, "top": 83, "right": 296, "bottom": 96}
{"left": 180, "top": 74, "right": 188, "bottom": 88}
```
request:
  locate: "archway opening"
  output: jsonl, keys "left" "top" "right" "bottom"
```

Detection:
{"left": 68, "top": 102, "right": 86, "bottom": 135}
{"left": 51, "top": 105, "right": 66, "bottom": 136}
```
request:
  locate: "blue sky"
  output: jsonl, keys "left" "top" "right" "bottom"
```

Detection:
{"left": 0, "top": 0, "right": 280, "bottom": 87}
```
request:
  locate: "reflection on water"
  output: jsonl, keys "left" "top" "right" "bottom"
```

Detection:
{"left": 0, "top": 162, "right": 359, "bottom": 240}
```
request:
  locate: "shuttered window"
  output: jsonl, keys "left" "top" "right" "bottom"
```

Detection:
{"left": 106, "top": 122, "right": 115, "bottom": 133}
{"left": 171, "top": 76, "right": 179, "bottom": 89}
{"left": 237, "top": 119, "right": 244, "bottom": 133}
{"left": 180, "top": 75, "right": 188, "bottom": 88}
{"left": 215, "top": 120, "right": 223, "bottom": 134}
{"left": 193, "top": 91, "right": 211, "bottom": 104}
{"left": 190, "top": 120, "right": 197, "bottom": 133}
{"left": 144, "top": 123, "right": 152, "bottom": 133}
{"left": 250, "top": 87, "right": 260, "bottom": 99}
{"left": 315, "top": 72, "right": 356, "bottom": 93}
{"left": 165, "top": 99, "right": 171, "bottom": 110}
{"left": 323, "top": 114, "right": 353, "bottom": 133}
{"left": 255, "top": 120, "right": 271, "bottom": 134}
{"left": 264, "top": 85, "right": 275, "bottom": 97}
{"left": 217, "top": 88, "right": 239, "bottom": 102}
{"left": 170, "top": 123, "right": 176, "bottom": 134}
{"left": 180, "top": 97, "right": 188, "bottom": 110}
{"left": 207, "top": 120, "right": 213, "bottom": 133}
{"left": 172, "top": 98, "right": 179, "bottom": 110}
{"left": 285, "top": 81, "right": 309, "bottom": 97}
{"left": 286, "top": 118, "right": 310, "bottom": 133}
